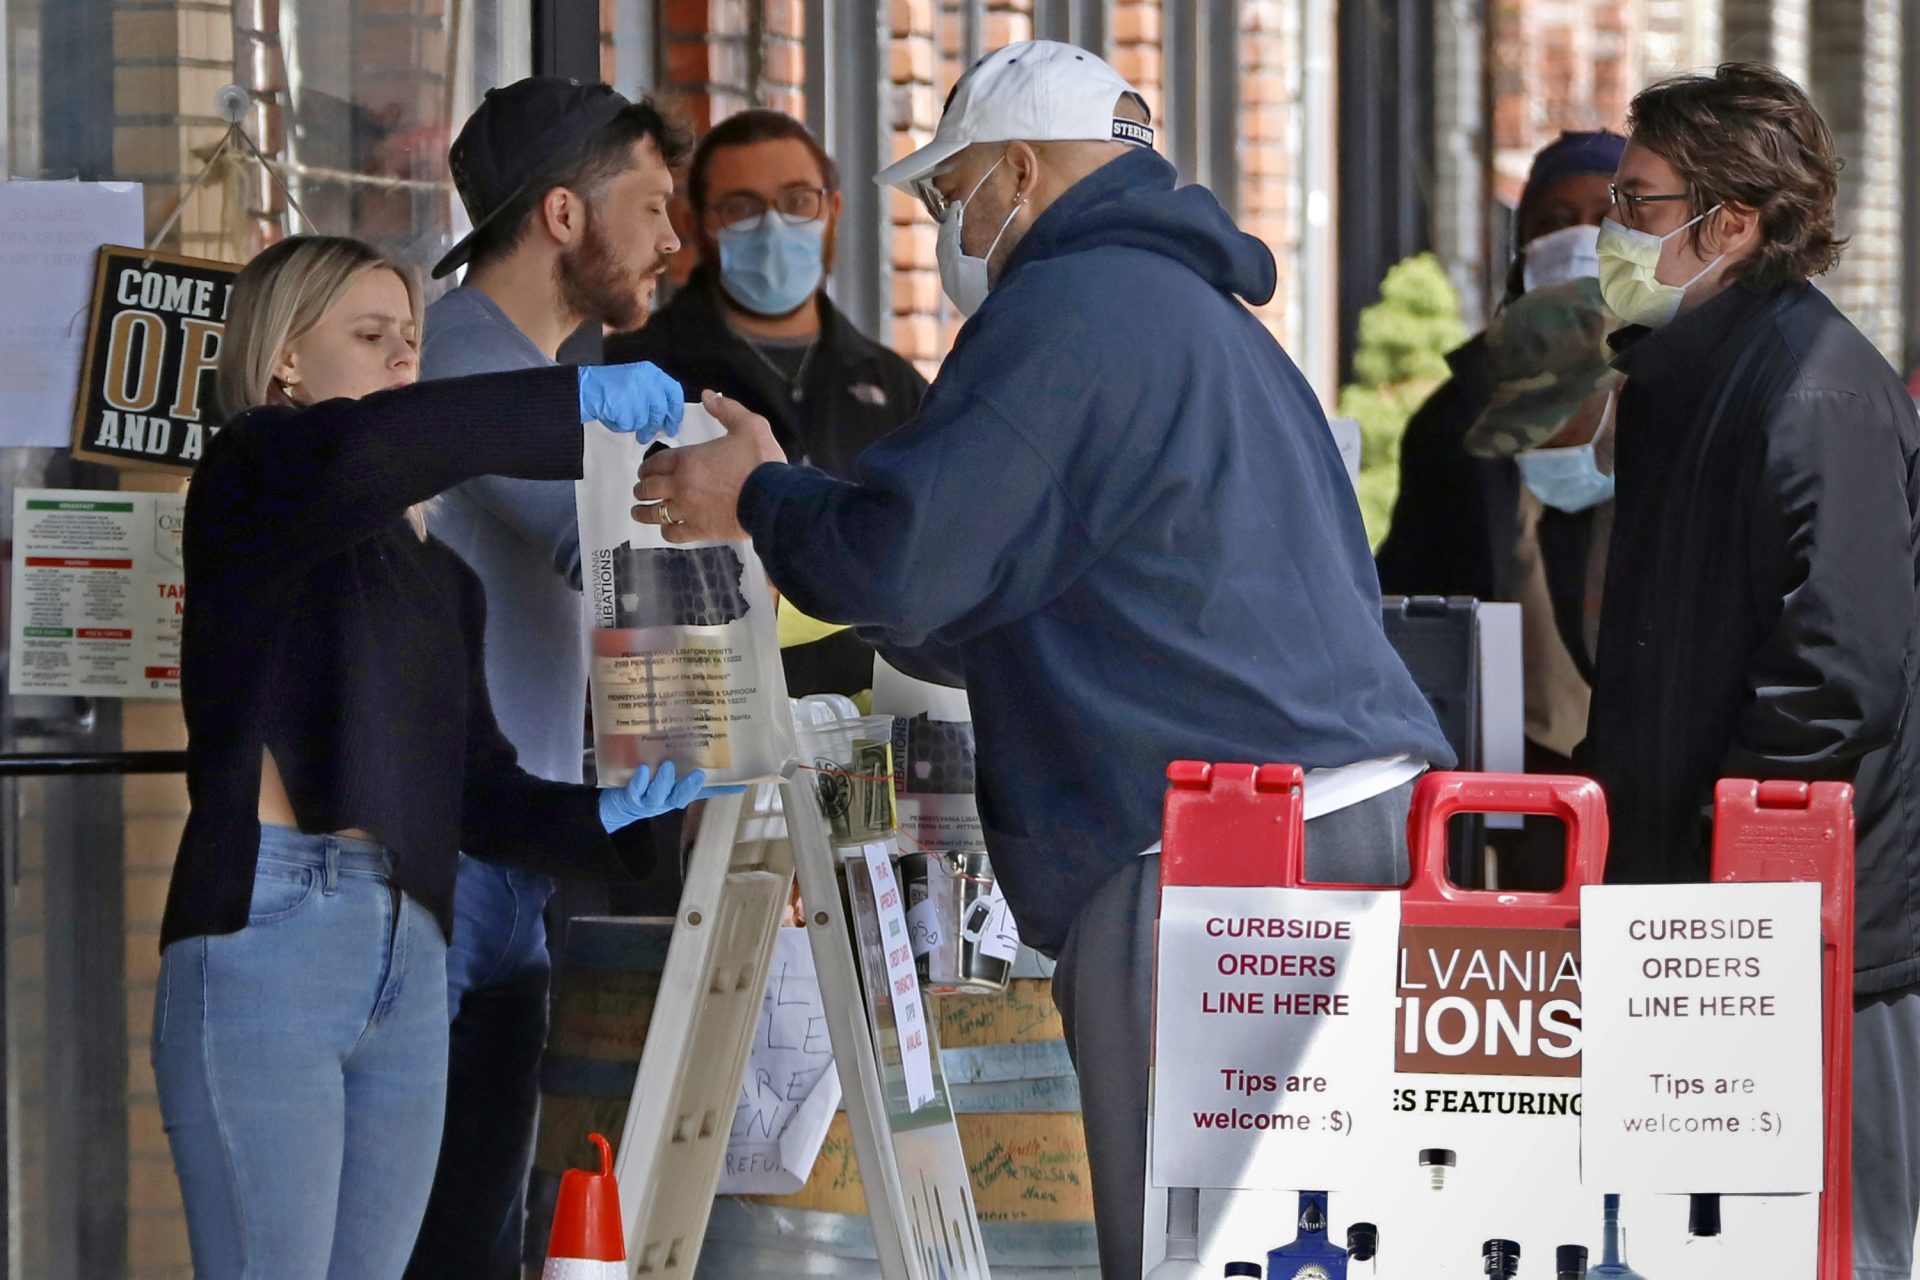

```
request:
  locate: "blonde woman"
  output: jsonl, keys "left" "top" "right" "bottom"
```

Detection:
{"left": 154, "top": 235, "right": 719, "bottom": 1279}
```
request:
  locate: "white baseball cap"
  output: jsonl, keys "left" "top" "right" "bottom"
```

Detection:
{"left": 874, "top": 40, "right": 1154, "bottom": 192}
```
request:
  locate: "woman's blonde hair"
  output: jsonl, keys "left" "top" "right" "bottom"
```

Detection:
{"left": 217, "top": 235, "right": 431, "bottom": 536}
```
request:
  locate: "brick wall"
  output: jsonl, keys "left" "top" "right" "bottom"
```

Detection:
{"left": 662, "top": 0, "right": 754, "bottom": 134}
{"left": 1237, "top": 0, "right": 1298, "bottom": 347}
{"left": 115, "top": 0, "right": 237, "bottom": 258}
{"left": 890, "top": 0, "right": 942, "bottom": 372}
{"left": 1109, "top": 1, "right": 1162, "bottom": 137}
{"left": 1811, "top": 0, "right": 1905, "bottom": 359}
{"left": 1490, "top": 0, "right": 1635, "bottom": 207}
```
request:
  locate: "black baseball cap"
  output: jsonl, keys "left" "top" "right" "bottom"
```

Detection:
{"left": 433, "top": 76, "right": 633, "bottom": 279}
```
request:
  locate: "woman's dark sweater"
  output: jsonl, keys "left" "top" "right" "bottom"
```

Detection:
{"left": 162, "top": 366, "right": 647, "bottom": 948}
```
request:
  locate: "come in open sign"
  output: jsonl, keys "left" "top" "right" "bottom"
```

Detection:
{"left": 70, "top": 246, "right": 237, "bottom": 473}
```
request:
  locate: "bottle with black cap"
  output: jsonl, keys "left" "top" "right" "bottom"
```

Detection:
{"left": 1556, "top": 1243, "right": 1589, "bottom": 1279}
{"left": 1224, "top": 1264, "right": 1263, "bottom": 1279}
{"left": 1346, "top": 1222, "right": 1378, "bottom": 1274}
{"left": 1266, "top": 1190, "right": 1350, "bottom": 1279}
{"left": 1685, "top": 1192, "right": 1725, "bottom": 1265}
{"left": 1588, "top": 1193, "right": 1648, "bottom": 1278}
{"left": 1483, "top": 1238, "right": 1521, "bottom": 1279}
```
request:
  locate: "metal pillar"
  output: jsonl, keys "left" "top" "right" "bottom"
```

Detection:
{"left": 826, "top": 0, "right": 889, "bottom": 340}
{"left": 1033, "top": 0, "right": 1109, "bottom": 53}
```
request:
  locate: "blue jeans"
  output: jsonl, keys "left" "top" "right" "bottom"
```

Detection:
{"left": 405, "top": 856, "right": 553, "bottom": 1280}
{"left": 153, "top": 827, "right": 450, "bottom": 1280}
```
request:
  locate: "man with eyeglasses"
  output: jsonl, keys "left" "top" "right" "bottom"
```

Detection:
{"left": 1583, "top": 64, "right": 1920, "bottom": 1280}
{"left": 607, "top": 110, "right": 926, "bottom": 698}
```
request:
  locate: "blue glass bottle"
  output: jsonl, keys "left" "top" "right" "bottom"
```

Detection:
{"left": 1266, "top": 1191, "right": 1349, "bottom": 1280}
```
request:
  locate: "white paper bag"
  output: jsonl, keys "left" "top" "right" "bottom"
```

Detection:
{"left": 577, "top": 406, "right": 797, "bottom": 785}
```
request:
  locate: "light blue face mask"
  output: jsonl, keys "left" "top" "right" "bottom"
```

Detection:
{"left": 716, "top": 216, "right": 826, "bottom": 317}
{"left": 1515, "top": 393, "right": 1617, "bottom": 513}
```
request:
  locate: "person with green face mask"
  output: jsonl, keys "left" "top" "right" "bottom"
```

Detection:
{"left": 1582, "top": 63, "right": 1920, "bottom": 1280}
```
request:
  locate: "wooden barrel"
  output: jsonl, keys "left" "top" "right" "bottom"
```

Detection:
{"left": 524, "top": 917, "right": 673, "bottom": 1268}
{"left": 697, "top": 950, "right": 1099, "bottom": 1278}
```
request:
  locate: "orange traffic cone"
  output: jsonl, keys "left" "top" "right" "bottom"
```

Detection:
{"left": 544, "top": 1132, "right": 625, "bottom": 1279}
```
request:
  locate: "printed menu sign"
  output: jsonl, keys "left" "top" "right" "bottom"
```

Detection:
{"left": 1580, "top": 882, "right": 1823, "bottom": 1192}
{"left": 70, "top": 247, "right": 235, "bottom": 472}
{"left": 8, "top": 489, "right": 184, "bottom": 698}
{"left": 1151, "top": 885, "right": 1399, "bottom": 1189}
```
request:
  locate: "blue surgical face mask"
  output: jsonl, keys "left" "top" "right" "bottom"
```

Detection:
{"left": 1516, "top": 392, "right": 1617, "bottom": 513}
{"left": 716, "top": 216, "right": 826, "bottom": 317}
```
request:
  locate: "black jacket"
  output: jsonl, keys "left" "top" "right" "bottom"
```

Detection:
{"left": 606, "top": 271, "right": 927, "bottom": 696}
{"left": 606, "top": 268, "right": 926, "bottom": 477}
{"left": 1375, "top": 336, "right": 1601, "bottom": 681}
{"left": 1587, "top": 281, "right": 1920, "bottom": 992}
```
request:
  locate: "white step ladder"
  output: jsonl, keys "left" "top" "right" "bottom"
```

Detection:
{"left": 609, "top": 776, "right": 990, "bottom": 1280}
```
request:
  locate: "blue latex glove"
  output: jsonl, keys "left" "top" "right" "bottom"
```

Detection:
{"left": 598, "top": 760, "right": 745, "bottom": 832}
{"left": 578, "top": 363, "right": 686, "bottom": 440}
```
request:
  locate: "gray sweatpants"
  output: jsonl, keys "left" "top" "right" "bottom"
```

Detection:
{"left": 1050, "top": 780, "right": 1416, "bottom": 1280}
{"left": 1853, "top": 981, "right": 1920, "bottom": 1280}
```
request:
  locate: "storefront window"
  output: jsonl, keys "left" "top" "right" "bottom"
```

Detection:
{"left": 0, "top": 4, "right": 531, "bottom": 1276}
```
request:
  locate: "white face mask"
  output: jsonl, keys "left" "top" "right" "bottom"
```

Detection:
{"left": 936, "top": 157, "right": 1024, "bottom": 317}
{"left": 1522, "top": 224, "right": 1602, "bottom": 292}
{"left": 1596, "top": 207, "right": 1724, "bottom": 328}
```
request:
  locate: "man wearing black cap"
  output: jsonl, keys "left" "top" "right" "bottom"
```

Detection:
{"left": 405, "top": 79, "right": 690, "bottom": 1280}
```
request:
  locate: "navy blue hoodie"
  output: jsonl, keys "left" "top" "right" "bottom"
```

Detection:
{"left": 740, "top": 148, "right": 1452, "bottom": 954}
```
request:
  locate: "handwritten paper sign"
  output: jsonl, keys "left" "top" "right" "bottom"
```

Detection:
{"left": 718, "top": 928, "right": 842, "bottom": 1194}
{"left": 1151, "top": 885, "right": 1399, "bottom": 1189}
{"left": 8, "top": 489, "right": 184, "bottom": 698}
{"left": 0, "top": 183, "right": 143, "bottom": 447}
{"left": 863, "top": 841, "right": 937, "bottom": 1111}
{"left": 1581, "top": 882, "right": 1823, "bottom": 1192}
{"left": 70, "top": 247, "right": 236, "bottom": 471}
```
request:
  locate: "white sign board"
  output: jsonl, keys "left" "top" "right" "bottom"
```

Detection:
{"left": 718, "top": 928, "right": 843, "bottom": 1194}
{"left": 1151, "top": 885, "right": 1400, "bottom": 1189}
{"left": 0, "top": 182, "right": 144, "bottom": 446}
{"left": 862, "top": 841, "right": 937, "bottom": 1111}
{"left": 9, "top": 488, "right": 184, "bottom": 698}
{"left": 1580, "top": 882, "right": 1823, "bottom": 1193}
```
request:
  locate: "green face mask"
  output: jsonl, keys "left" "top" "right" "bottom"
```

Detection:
{"left": 1596, "top": 207, "right": 1724, "bottom": 328}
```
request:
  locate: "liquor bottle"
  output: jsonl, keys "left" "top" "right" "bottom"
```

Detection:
{"left": 1346, "top": 1222, "right": 1379, "bottom": 1274}
{"left": 1267, "top": 1191, "right": 1349, "bottom": 1280}
{"left": 1483, "top": 1239, "right": 1521, "bottom": 1278}
{"left": 1588, "top": 1194, "right": 1649, "bottom": 1279}
{"left": 1556, "top": 1244, "right": 1589, "bottom": 1279}
{"left": 1685, "top": 1193, "right": 1727, "bottom": 1266}
{"left": 1145, "top": 1187, "right": 1209, "bottom": 1279}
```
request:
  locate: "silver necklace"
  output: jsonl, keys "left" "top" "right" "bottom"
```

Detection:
{"left": 740, "top": 333, "right": 818, "bottom": 404}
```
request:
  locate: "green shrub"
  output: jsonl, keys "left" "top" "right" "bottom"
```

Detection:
{"left": 1336, "top": 253, "right": 1465, "bottom": 547}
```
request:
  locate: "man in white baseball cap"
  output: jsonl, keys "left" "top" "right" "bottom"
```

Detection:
{"left": 633, "top": 42, "right": 1451, "bottom": 1278}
